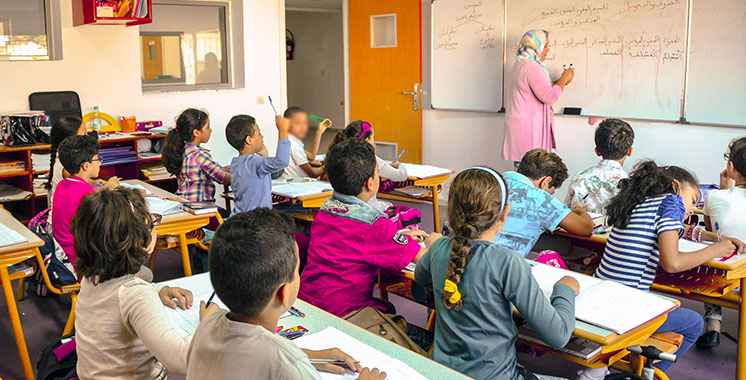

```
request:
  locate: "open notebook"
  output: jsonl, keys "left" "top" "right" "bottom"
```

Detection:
{"left": 272, "top": 181, "right": 333, "bottom": 198}
{"left": 293, "top": 326, "right": 427, "bottom": 380}
{"left": 0, "top": 222, "right": 27, "bottom": 248}
{"left": 530, "top": 262, "right": 677, "bottom": 335}
{"left": 678, "top": 239, "right": 745, "bottom": 264}
{"left": 399, "top": 164, "right": 451, "bottom": 179}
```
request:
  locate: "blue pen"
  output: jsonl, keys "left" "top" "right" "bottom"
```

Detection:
{"left": 205, "top": 291, "right": 216, "bottom": 307}
{"left": 716, "top": 222, "right": 722, "bottom": 242}
{"left": 393, "top": 149, "right": 406, "bottom": 163}
{"left": 581, "top": 193, "right": 590, "bottom": 200}
{"left": 268, "top": 95, "right": 279, "bottom": 116}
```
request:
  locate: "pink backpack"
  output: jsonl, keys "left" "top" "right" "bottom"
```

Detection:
{"left": 534, "top": 250, "right": 568, "bottom": 269}
{"left": 385, "top": 205, "right": 422, "bottom": 231}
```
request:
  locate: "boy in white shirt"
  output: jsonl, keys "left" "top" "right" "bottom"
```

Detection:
{"left": 565, "top": 119, "right": 634, "bottom": 215}
{"left": 186, "top": 208, "right": 385, "bottom": 380}
{"left": 283, "top": 106, "right": 330, "bottom": 179}
{"left": 697, "top": 136, "right": 746, "bottom": 349}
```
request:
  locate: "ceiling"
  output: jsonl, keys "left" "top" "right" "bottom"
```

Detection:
{"left": 286, "top": 0, "right": 342, "bottom": 10}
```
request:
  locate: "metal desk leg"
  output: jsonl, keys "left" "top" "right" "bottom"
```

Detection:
{"left": 431, "top": 185, "right": 440, "bottom": 233}
{"left": 738, "top": 277, "right": 746, "bottom": 380}
{"left": 179, "top": 234, "right": 193, "bottom": 277}
{"left": 1, "top": 267, "right": 34, "bottom": 380}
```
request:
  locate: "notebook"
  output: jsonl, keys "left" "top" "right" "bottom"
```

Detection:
{"left": 293, "top": 327, "right": 427, "bottom": 380}
{"left": 119, "top": 182, "right": 152, "bottom": 195}
{"left": 145, "top": 197, "right": 182, "bottom": 215}
{"left": 530, "top": 262, "right": 677, "bottom": 334}
{"left": 0, "top": 222, "right": 28, "bottom": 248}
{"left": 399, "top": 164, "right": 451, "bottom": 179}
{"left": 678, "top": 239, "right": 744, "bottom": 263}
{"left": 272, "top": 181, "right": 332, "bottom": 198}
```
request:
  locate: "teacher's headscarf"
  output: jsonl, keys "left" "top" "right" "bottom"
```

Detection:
{"left": 517, "top": 29, "right": 550, "bottom": 78}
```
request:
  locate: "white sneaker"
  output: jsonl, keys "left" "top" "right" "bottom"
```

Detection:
{"left": 576, "top": 367, "right": 610, "bottom": 380}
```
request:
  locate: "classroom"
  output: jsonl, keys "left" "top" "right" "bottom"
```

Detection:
{"left": 0, "top": 0, "right": 744, "bottom": 379}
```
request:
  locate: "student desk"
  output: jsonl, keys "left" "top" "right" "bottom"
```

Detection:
{"left": 125, "top": 180, "right": 217, "bottom": 277}
{"left": 0, "top": 208, "right": 78, "bottom": 380}
{"left": 548, "top": 229, "right": 746, "bottom": 380}
{"left": 220, "top": 182, "right": 333, "bottom": 221}
{"left": 158, "top": 273, "right": 472, "bottom": 380}
{"left": 377, "top": 172, "right": 454, "bottom": 233}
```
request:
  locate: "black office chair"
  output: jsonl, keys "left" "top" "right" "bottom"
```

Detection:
{"left": 29, "top": 91, "right": 82, "bottom": 124}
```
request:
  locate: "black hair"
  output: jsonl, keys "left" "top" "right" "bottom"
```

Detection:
{"left": 606, "top": 160, "right": 698, "bottom": 229}
{"left": 517, "top": 148, "right": 569, "bottom": 188}
{"left": 47, "top": 116, "right": 83, "bottom": 189}
{"left": 209, "top": 208, "right": 297, "bottom": 317}
{"left": 58, "top": 135, "right": 100, "bottom": 175}
{"left": 72, "top": 188, "right": 154, "bottom": 285}
{"left": 727, "top": 137, "right": 746, "bottom": 179}
{"left": 283, "top": 106, "right": 306, "bottom": 119}
{"left": 162, "top": 108, "right": 209, "bottom": 176}
{"left": 327, "top": 120, "right": 373, "bottom": 153}
{"left": 443, "top": 167, "right": 506, "bottom": 311}
{"left": 595, "top": 119, "right": 635, "bottom": 160}
{"left": 325, "top": 139, "right": 376, "bottom": 196}
{"left": 226, "top": 114, "right": 257, "bottom": 151}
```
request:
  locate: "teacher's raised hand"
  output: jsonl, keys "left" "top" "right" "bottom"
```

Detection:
{"left": 554, "top": 67, "right": 575, "bottom": 90}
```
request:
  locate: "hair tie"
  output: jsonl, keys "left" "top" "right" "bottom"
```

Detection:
{"left": 465, "top": 166, "right": 507, "bottom": 210}
{"left": 358, "top": 121, "right": 371, "bottom": 139}
{"left": 444, "top": 279, "right": 462, "bottom": 303}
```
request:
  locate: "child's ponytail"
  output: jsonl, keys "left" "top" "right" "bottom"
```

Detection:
{"left": 46, "top": 116, "right": 83, "bottom": 190}
{"left": 327, "top": 120, "right": 373, "bottom": 153}
{"left": 606, "top": 160, "right": 698, "bottom": 228}
{"left": 162, "top": 108, "right": 208, "bottom": 176}
{"left": 443, "top": 167, "right": 507, "bottom": 311}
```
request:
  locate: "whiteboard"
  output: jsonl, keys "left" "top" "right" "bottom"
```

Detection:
{"left": 506, "top": 0, "right": 688, "bottom": 121}
{"left": 686, "top": 0, "right": 746, "bottom": 126}
{"left": 431, "top": 0, "right": 504, "bottom": 112}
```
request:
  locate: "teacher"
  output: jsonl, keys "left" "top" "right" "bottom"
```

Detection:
{"left": 502, "top": 29, "right": 575, "bottom": 167}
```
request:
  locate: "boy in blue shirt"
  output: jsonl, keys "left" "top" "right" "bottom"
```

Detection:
{"left": 226, "top": 115, "right": 291, "bottom": 215}
{"left": 494, "top": 148, "right": 594, "bottom": 256}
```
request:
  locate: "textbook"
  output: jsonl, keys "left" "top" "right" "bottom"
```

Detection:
{"left": 530, "top": 262, "right": 677, "bottom": 335}
{"left": 294, "top": 326, "right": 427, "bottom": 380}
{"left": 182, "top": 202, "right": 218, "bottom": 215}
{"left": 518, "top": 324, "right": 602, "bottom": 359}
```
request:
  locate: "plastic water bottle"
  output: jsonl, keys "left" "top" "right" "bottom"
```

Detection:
{"left": 92, "top": 106, "right": 102, "bottom": 133}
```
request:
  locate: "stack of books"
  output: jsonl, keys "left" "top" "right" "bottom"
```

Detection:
{"left": 99, "top": 146, "right": 138, "bottom": 166}
{"left": 141, "top": 163, "right": 174, "bottom": 181}
{"left": 31, "top": 153, "right": 50, "bottom": 173}
{"left": 33, "top": 175, "right": 48, "bottom": 197}
{"left": 0, "top": 160, "right": 26, "bottom": 175}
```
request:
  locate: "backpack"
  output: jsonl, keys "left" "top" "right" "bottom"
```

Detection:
{"left": 36, "top": 333, "right": 77, "bottom": 380}
{"left": 28, "top": 210, "right": 78, "bottom": 295}
{"left": 534, "top": 250, "right": 568, "bottom": 269}
{"left": 385, "top": 205, "right": 422, "bottom": 231}
{"left": 343, "top": 307, "right": 428, "bottom": 356}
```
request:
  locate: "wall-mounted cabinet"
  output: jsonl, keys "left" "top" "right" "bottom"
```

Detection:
{"left": 73, "top": 0, "right": 152, "bottom": 27}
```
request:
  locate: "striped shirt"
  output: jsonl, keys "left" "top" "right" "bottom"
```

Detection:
{"left": 595, "top": 194, "right": 685, "bottom": 290}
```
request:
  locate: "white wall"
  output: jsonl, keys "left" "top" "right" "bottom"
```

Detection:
{"left": 0, "top": 0, "right": 287, "bottom": 165}
{"left": 420, "top": 2, "right": 745, "bottom": 201}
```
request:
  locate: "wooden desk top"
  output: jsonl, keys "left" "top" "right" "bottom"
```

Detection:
{"left": 0, "top": 208, "right": 44, "bottom": 255}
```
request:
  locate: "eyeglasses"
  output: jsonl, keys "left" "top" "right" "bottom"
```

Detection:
{"left": 724, "top": 153, "right": 731, "bottom": 161}
{"left": 90, "top": 157, "right": 102, "bottom": 163}
{"left": 150, "top": 213, "right": 163, "bottom": 227}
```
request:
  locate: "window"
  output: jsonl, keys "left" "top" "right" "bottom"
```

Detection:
{"left": 370, "top": 14, "right": 396, "bottom": 48}
{"left": 0, "top": 0, "right": 62, "bottom": 61}
{"left": 140, "top": 1, "right": 234, "bottom": 91}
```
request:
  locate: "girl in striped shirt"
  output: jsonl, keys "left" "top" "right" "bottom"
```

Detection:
{"left": 580, "top": 161, "right": 745, "bottom": 379}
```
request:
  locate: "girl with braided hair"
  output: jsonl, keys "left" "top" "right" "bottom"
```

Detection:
{"left": 415, "top": 167, "right": 579, "bottom": 380}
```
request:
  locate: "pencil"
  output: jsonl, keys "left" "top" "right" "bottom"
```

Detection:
{"left": 205, "top": 291, "right": 216, "bottom": 307}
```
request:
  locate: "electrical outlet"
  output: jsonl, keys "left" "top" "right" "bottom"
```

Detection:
{"left": 256, "top": 96, "right": 265, "bottom": 105}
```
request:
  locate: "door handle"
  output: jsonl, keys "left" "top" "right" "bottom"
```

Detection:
{"left": 400, "top": 83, "right": 420, "bottom": 111}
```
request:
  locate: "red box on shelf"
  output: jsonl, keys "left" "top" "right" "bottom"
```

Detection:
{"left": 73, "top": 0, "right": 152, "bottom": 27}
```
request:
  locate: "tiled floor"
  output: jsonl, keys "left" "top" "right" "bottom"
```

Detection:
{"left": 0, "top": 203, "right": 741, "bottom": 379}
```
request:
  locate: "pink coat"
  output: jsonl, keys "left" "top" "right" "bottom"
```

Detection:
{"left": 502, "top": 60, "right": 563, "bottom": 162}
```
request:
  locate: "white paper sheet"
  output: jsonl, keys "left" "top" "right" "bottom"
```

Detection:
{"left": 293, "top": 327, "right": 427, "bottom": 380}
{"left": 399, "top": 164, "right": 451, "bottom": 179}
{"left": 146, "top": 197, "right": 182, "bottom": 215}
{"left": 678, "top": 239, "right": 712, "bottom": 252}
{"left": 530, "top": 262, "right": 602, "bottom": 298}
{"left": 0, "top": 222, "right": 28, "bottom": 247}
{"left": 272, "top": 182, "right": 332, "bottom": 198}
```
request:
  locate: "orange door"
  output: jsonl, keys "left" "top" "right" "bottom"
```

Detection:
{"left": 349, "top": 0, "right": 422, "bottom": 164}
{"left": 142, "top": 36, "right": 164, "bottom": 80}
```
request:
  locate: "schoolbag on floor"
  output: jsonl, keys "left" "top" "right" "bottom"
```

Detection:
{"left": 385, "top": 205, "right": 422, "bottom": 231}
{"left": 36, "top": 333, "right": 77, "bottom": 380}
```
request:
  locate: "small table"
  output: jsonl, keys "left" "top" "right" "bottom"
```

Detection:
{"left": 0, "top": 209, "right": 46, "bottom": 380}
{"left": 378, "top": 172, "right": 454, "bottom": 233}
{"left": 158, "top": 273, "right": 472, "bottom": 380}
{"left": 125, "top": 180, "right": 217, "bottom": 277}
{"left": 548, "top": 229, "right": 746, "bottom": 380}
